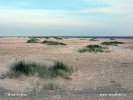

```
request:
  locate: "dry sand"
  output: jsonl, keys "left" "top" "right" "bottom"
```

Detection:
{"left": 0, "top": 37, "right": 133, "bottom": 100}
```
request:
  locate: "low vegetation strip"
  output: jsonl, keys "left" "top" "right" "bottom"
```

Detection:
{"left": 101, "top": 41, "right": 124, "bottom": 46}
{"left": 29, "top": 36, "right": 50, "bottom": 39}
{"left": 1, "top": 60, "right": 72, "bottom": 79}
{"left": 42, "top": 40, "right": 66, "bottom": 45}
{"left": 53, "top": 37, "right": 63, "bottom": 40}
{"left": 27, "top": 38, "right": 40, "bottom": 43}
{"left": 30, "top": 81, "right": 61, "bottom": 94}
{"left": 79, "top": 45, "right": 108, "bottom": 53}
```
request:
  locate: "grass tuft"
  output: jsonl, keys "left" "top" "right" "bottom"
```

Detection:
{"left": 48, "top": 61, "right": 73, "bottom": 79}
{"left": 53, "top": 37, "right": 63, "bottom": 40}
{"left": 27, "top": 38, "right": 40, "bottom": 43}
{"left": 8, "top": 60, "right": 45, "bottom": 77}
{"left": 30, "top": 81, "right": 61, "bottom": 95}
{"left": 29, "top": 36, "right": 50, "bottom": 39}
{"left": 43, "top": 81, "right": 61, "bottom": 90}
{"left": 101, "top": 41, "right": 124, "bottom": 46}
{"left": 42, "top": 40, "right": 66, "bottom": 45}
{"left": 79, "top": 45, "right": 108, "bottom": 53}
{"left": 4, "top": 60, "right": 72, "bottom": 79}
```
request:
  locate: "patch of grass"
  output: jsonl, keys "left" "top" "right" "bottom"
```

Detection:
{"left": 2, "top": 71, "right": 21, "bottom": 79}
{"left": 48, "top": 61, "right": 73, "bottom": 79}
{"left": 29, "top": 36, "right": 50, "bottom": 39}
{"left": 79, "top": 45, "right": 108, "bottom": 53}
{"left": 8, "top": 60, "right": 45, "bottom": 77}
{"left": 30, "top": 81, "right": 41, "bottom": 95}
{"left": 43, "top": 81, "right": 60, "bottom": 90}
{"left": 27, "top": 38, "right": 40, "bottom": 43}
{"left": 53, "top": 37, "right": 63, "bottom": 40}
{"left": 42, "top": 40, "right": 66, "bottom": 45}
{"left": 4, "top": 60, "right": 72, "bottom": 79}
{"left": 101, "top": 41, "right": 124, "bottom": 46}
{"left": 30, "top": 81, "right": 61, "bottom": 95}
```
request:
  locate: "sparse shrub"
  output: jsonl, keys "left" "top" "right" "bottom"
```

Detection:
{"left": 42, "top": 40, "right": 66, "bottom": 45}
{"left": 36, "top": 66, "right": 49, "bottom": 78}
{"left": 29, "top": 36, "right": 50, "bottom": 39}
{"left": 27, "top": 38, "right": 40, "bottom": 43}
{"left": 0, "top": 71, "right": 20, "bottom": 79}
{"left": 30, "top": 81, "right": 61, "bottom": 95}
{"left": 101, "top": 41, "right": 124, "bottom": 46}
{"left": 48, "top": 61, "right": 73, "bottom": 79}
{"left": 4, "top": 60, "right": 72, "bottom": 79}
{"left": 79, "top": 45, "right": 108, "bottom": 53}
{"left": 43, "top": 81, "right": 60, "bottom": 90}
{"left": 9, "top": 60, "right": 44, "bottom": 77}
{"left": 30, "top": 81, "right": 42, "bottom": 95}
{"left": 53, "top": 37, "right": 63, "bottom": 40}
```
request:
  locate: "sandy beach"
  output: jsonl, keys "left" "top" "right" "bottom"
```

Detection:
{"left": 0, "top": 37, "right": 133, "bottom": 100}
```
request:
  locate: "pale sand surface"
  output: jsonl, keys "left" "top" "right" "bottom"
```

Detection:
{"left": 0, "top": 37, "right": 133, "bottom": 99}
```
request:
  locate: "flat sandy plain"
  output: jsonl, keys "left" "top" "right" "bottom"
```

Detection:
{"left": 0, "top": 37, "right": 133, "bottom": 100}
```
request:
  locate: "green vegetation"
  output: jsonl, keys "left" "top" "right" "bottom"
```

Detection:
{"left": 79, "top": 45, "right": 108, "bottom": 53}
{"left": 2, "top": 60, "right": 72, "bottom": 79}
{"left": 27, "top": 38, "right": 40, "bottom": 43}
{"left": 29, "top": 36, "right": 50, "bottom": 39}
{"left": 3, "top": 60, "right": 45, "bottom": 78}
{"left": 42, "top": 40, "right": 66, "bottom": 45}
{"left": 30, "top": 81, "right": 61, "bottom": 95}
{"left": 48, "top": 61, "right": 73, "bottom": 79}
{"left": 53, "top": 37, "right": 63, "bottom": 40}
{"left": 43, "top": 81, "right": 60, "bottom": 90}
{"left": 101, "top": 41, "right": 124, "bottom": 46}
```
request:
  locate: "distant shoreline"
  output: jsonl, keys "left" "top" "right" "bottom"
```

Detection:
{"left": 0, "top": 36, "right": 133, "bottom": 39}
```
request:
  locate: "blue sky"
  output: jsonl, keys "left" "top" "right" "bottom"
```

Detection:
{"left": 0, "top": 0, "right": 132, "bottom": 36}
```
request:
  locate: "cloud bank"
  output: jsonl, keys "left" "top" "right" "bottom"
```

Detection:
{"left": 0, "top": 0, "right": 132, "bottom": 36}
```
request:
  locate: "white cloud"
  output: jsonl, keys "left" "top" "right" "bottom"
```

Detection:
{"left": 82, "top": 0, "right": 133, "bottom": 16}
{"left": 0, "top": 9, "right": 103, "bottom": 27}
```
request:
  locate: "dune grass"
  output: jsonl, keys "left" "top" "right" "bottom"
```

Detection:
{"left": 3, "top": 60, "right": 72, "bottom": 79}
{"left": 27, "top": 38, "right": 40, "bottom": 43}
{"left": 53, "top": 37, "right": 63, "bottom": 40}
{"left": 101, "top": 41, "right": 124, "bottom": 46}
{"left": 29, "top": 36, "right": 50, "bottom": 39}
{"left": 42, "top": 40, "right": 66, "bottom": 45}
{"left": 48, "top": 61, "right": 73, "bottom": 79}
{"left": 43, "top": 81, "right": 61, "bottom": 90}
{"left": 79, "top": 45, "right": 108, "bottom": 53}
{"left": 30, "top": 81, "right": 61, "bottom": 94}
{"left": 3, "top": 60, "right": 45, "bottom": 78}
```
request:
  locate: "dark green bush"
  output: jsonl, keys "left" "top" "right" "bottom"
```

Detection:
{"left": 101, "top": 41, "right": 124, "bottom": 46}
{"left": 29, "top": 36, "right": 50, "bottom": 39}
{"left": 48, "top": 61, "right": 73, "bottom": 79}
{"left": 10, "top": 60, "right": 43, "bottom": 76}
{"left": 27, "top": 38, "right": 40, "bottom": 43}
{"left": 42, "top": 40, "right": 66, "bottom": 45}
{"left": 53, "top": 37, "right": 63, "bottom": 40}
{"left": 4, "top": 60, "right": 72, "bottom": 79}
{"left": 79, "top": 45, "right": 108, "bottom": 53}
